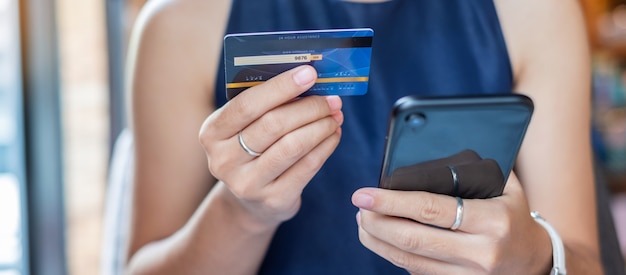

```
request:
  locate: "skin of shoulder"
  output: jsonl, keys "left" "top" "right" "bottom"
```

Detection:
{"left": 495, "top": 0, "right": 600, "bottom": 267}
{"left": 126, "top": 0, "right": 231, "bottom": 262}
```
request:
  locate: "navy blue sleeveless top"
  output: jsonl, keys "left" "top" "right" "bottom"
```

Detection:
{"left": 215, "top": 1, "right": 512, "bottom": 273}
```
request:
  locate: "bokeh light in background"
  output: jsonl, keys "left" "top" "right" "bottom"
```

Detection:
{"left": 0, "top": 0, "right": 25, "bottom": 273}
{"left": 591, "top": 1, "right": 626, "bottom": 258}
{"left": 57, "top": 0, "right": 109, "bottom": 274}
{"left": 0, "top": 175, "right": 21, "bottom": 267}
{"left": 57, "top": 0, "right": 145, "bottom": 273}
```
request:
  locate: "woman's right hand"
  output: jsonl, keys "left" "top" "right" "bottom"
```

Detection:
{"left": 199, "top": 65, "right": 343, "bottom": 228}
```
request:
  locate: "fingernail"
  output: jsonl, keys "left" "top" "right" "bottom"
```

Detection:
{"left": 353, "top": 193, "right": 374, "bottom": 209}
{"left": 326, "top": 95, "right": 342, "bottom": 112}
{"left": 331, "top": 111, "right": 344, "bottom": 124}
{"left": 356, "top": 211, "right": 362, "bottom": 226}
{"left": 293, "top": 66, "right": 316, "bottom": 86}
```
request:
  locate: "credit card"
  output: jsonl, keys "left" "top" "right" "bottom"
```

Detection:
{"left": 223, "top": 28, "right": 374, "bottom": 100}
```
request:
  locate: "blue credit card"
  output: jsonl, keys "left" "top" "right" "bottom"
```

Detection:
{"left": 224, "top": 28, "right": 374, "bottom": 100}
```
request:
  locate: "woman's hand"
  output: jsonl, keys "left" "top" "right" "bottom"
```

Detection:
{"left": 352, "top": 173, "right": 553, "bottom": 274}
{"left": 199, "top": 65, "right": 343, "bottom": 228}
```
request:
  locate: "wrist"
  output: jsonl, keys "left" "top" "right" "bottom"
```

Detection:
{"left": 213, "top": 181, "right": 280, "bottom": 234}
{"left": 531, "top": 211, "right": 567, "bottom": 275}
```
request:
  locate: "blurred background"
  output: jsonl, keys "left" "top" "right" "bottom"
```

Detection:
{"left": 1, "top": 0, "right": 144, "bottom": 274}
{"left": 0, "top": 0, "right": 625, "bottom": 274}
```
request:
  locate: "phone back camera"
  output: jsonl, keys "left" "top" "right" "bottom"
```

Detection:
{"left": 406, "top": 113, "right": 426, "bottom": 128}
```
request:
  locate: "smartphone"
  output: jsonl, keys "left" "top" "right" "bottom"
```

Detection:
{"left": 378, "top": 94, "right": 534, "bottom": 199}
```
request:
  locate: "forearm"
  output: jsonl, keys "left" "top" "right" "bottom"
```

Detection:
{"left": 562, "top": 242, "right": 602, "bottom": 275}
{"left": 127, "top": 182, "right": 278, "bottom": 275}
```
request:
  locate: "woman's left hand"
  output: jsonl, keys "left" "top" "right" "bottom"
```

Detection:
{"left": 352, "top": 172, "right": 552, "bottom": 274}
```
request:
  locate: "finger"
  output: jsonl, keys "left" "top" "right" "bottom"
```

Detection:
{"left": 352, "top": 188, "right": 464, "bottom": 230}
{"left": 259, "top": 118, "right": 341, "bottom": 187}
{"left": 501, "top": 171, "right": 525, "bottom": 200}
{"left": 245, "top": 129, "right": 341, "bottom": 220}
{"left": 358, "top": 209, "right": 471, "bottom": 263}
{"left": 237, "top": 95, "right": 343, "bottom": 156}
{"left": 211, "top": 65, "right": 318, "bottom": 138}
{"left": 266, "top": 128, "right": 341, "bottom": 197}
{"left": 352, "top": 188, "right": 508, "bottom": 233}
{"left": 357, "top": 214, "right": 468, "bottom": 274}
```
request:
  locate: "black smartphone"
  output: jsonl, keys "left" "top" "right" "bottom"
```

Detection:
{"left": 378, "top": 94, "right": 534, "bottom": 199}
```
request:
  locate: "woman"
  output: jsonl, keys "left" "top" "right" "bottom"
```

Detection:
{"left": 124, "top": 0, "right": 601, "bottom": 274}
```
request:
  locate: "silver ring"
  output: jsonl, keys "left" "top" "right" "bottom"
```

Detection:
{"left": 238, "top": 131, "right": 262, "bottom": 157}
{"left": 448, "top": 165, "right": 459, "bottom": 196}
{"left": 450, "top": 196, "right": 464, "bottom": 230}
